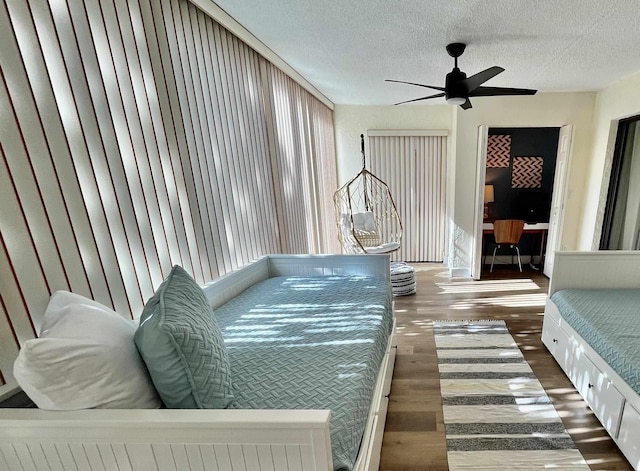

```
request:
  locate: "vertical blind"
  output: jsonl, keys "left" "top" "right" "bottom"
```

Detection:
{"left": 0, "top": 0, "right": 337, "bottom": 396}
{"left": 369, "top": 134, "right": 447, "bottom": 262}
{"left": 263, "top": 65, "right": 340, "bottom": 255}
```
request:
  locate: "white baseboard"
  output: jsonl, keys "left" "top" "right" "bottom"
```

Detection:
{"left": 450, "top": 267, "right": 471, "bottom": 278}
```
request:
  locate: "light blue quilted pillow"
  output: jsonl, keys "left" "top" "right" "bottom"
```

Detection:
{"left": 134, "top": 266, "right": 233, "bottom": 409}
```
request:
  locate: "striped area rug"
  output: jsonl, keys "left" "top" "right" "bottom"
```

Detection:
{"left": 434, "top": 320, "right": 590, "bottom": 470}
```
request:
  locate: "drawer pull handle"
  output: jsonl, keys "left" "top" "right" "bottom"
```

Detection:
{"left": 552, "top": 338, "right": 558, "bottom": 343}
{"left": 588, "top": 383, "right": 594, "bottom": 389}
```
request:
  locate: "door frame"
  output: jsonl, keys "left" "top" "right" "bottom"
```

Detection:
{"left": 598, "top": 115, "right": 640, "bottom": 249}
{"left": 544, "top": 125, "right": 574, "bottom": 277}
{"left": 471, "top": 125, "right": 488, "bottom": 280}
{"left": 472, "top": 124, "right": 574, "bottom": 280}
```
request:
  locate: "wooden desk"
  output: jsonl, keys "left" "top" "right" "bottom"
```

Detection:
{"left": 483, "top": 222, "right": 549, "bottom": 266}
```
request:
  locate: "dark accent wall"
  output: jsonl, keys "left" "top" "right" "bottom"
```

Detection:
{"left": 486, "top": 127, "right": 560, "bottom": 222}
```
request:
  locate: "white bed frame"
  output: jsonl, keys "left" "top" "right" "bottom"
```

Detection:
{"left": 542, "top": 251, "right": 640, "bottom": 471}
{"left": 0, "top": 254, "right": 397, "bottom": 471}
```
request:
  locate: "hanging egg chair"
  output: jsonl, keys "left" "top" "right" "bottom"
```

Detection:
{"left": 334, "top": 134, "right": 402, "bottom": 254}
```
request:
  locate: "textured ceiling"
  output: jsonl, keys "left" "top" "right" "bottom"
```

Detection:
{"left": 212, "top": 0, "right": 640, "bottom": 105}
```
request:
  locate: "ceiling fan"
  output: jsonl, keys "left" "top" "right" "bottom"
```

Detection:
{"left": 386, "top": 43, "right": 537, "bottom": 110}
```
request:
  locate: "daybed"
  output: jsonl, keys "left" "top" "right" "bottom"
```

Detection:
{"left": 542, "top": 251, "right": 640, "bottom": 471}
{"left": 0, "top": 254, "right": 397, "bottom": 471}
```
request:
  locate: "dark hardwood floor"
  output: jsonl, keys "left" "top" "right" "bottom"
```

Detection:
{"left": 379, "top": 263, "right": 633, "bottom": 471}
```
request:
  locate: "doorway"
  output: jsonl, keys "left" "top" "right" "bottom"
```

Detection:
{"left": 472, "top": 126, "right": 572, "bottom": 279}
{"left": 600, "top": 115, "right": 640, "bottom": 250}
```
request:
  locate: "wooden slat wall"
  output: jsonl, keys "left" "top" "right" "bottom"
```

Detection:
{"left": 369, "top": 135, "right": 447, "bottom": 262}
{"left": 0, "top": 0, "right": 337, "bottom": 397}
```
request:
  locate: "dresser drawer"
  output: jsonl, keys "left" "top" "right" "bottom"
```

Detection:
{"left": 569, "top": 347, "right": 624, "bottom": 437}
{"left": 542, "top": 316, "right": 573, "bottom": 374}
{"left": 617, "top": 402, "right": 640, "bottom": 471}
{"left": 541, "top": 315, "right": 559, "bottom": 353}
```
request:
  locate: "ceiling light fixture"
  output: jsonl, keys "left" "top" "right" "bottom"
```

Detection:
{"left": 446, "top": 97, "right": 466, "bottom": 105}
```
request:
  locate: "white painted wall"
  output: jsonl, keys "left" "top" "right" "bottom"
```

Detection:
{"left": 579, "top": 72, "right": 640, "bottom": 249}
{"left": 451, "top": 92, "right": 596, "bottom": 275}
{"left": 333, "top": 105, "right": 453, "bottom": 184}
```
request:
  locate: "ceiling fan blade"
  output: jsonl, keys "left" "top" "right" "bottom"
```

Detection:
{"left": 469, "top": 86, "right": 537, "bottom": 97}
{"left": 386, "top": 79, "right": 445, "bottom": 92}
{"left": 461, "top": 66, "right": 505, "bottom": 92}
{"left": 394, "top": 93, "right": 445, "bottom": 105}
{"left": 460, "top": 99, "right": 472, "bottom": 110}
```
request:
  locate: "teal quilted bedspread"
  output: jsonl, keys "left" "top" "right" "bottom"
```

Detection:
{"left": 213, "top": 275, "right": 393, "bottom": 471}
{"left": 551, "top": 289, "right": 640, "bottom": 394}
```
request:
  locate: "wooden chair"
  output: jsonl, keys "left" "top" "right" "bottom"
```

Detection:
{"left": 490, "top": 219, "right": 525, "bottom": 272}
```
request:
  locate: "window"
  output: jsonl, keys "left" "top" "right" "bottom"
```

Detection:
{"left": 600, "top": 115, "right": 640, "bottom": 250}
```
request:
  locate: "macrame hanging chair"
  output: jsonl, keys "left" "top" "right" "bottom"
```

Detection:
{"left": 334, "top": 134, "right": 402, "bottom": 254}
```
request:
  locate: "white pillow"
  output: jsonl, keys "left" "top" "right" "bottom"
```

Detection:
{"left": 352, "top": 212, "right": 365, "bottom": 230}
{"left": 362, "top": 211, "right": 377, "bottom": 231}
{"left": 364, "top": 241, "right": 401, "bottom": 254}
{"left": 14, "top": 291, "right": 161, "bottom": 410}
{"left": 340, "top": 213, "right": 351, "bottom": 229}
{"left": 352, "top": 211, "right": 377, "bottom": 231}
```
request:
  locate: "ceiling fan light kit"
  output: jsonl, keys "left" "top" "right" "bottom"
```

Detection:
{"left": 446, "top": 97, "right": 466, "bottom": 105}
{"left": 387, "top": 42, "right": 537, "bottom": 110}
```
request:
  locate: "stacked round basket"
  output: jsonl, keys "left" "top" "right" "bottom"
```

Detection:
{"left": 390, "top": 261, "right": 416, "bottom": 296}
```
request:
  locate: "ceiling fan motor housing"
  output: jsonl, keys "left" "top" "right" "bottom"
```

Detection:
{"left": 445, "top": 68, "right": 467, "bottom": 101}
